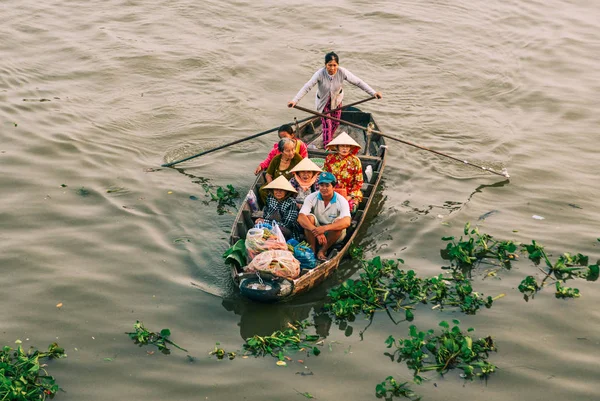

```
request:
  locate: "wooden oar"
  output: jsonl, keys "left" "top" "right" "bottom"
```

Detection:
{"left": 161, "top": 96, "right": 377, "bottom": 168}
{"left": 292, "top": 104, "right": 510, "bottom": 178}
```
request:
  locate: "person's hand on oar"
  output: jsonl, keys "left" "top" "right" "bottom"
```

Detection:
{"left": 254, "top": 166, "right": 263, "bottom": 175}
{"left": 287, "top": 101, "right": 296, "bottom": 108}
{"left": 374, "top": 92, "right": 383, "bottom": 99}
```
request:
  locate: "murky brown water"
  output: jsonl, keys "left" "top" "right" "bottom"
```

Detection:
{"left": 1, "top": 0, "right": 599, "bottom": 400}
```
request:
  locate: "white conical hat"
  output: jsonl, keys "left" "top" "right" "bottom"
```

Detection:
{"left": 325, "top": 131, "right": 361, "bottom": 149}
{"left": 263, "top": 175, "right": 297, "bottom": 193}
{"left": 290, "top": 158, "right": 322, "bottom": 173}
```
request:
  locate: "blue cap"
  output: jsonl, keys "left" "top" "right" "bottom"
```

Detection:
{"left": 318, "top": 172, "right": 337, "bottom": 185}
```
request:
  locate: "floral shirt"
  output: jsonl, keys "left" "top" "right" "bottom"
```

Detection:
{"left": 324, "top": 153, "right": 364, "bottom": 203}
{"left": 262, "top": 194, "right": 300, "bottom": 239}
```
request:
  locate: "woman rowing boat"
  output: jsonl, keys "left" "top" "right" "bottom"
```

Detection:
{"left": 287, "top": 51, "right": 382, "bottom": 146}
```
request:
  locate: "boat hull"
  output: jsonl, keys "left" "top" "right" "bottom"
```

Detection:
{"left": 229, "top": 108, "right": 387, "bottom": 302}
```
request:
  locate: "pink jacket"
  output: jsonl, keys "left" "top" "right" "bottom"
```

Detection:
{"left": 259, "top": 140, "right": 308, "bottom": 170}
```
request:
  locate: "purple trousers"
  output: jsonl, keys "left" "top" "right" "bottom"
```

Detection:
{"left": 322, "top": 99, "right": 342, "bottom": 147}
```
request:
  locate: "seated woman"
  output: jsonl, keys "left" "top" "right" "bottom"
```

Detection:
{"left": 259, "top": 138, "right": 304, "bottom": 202}
{"left": 289, "top": 158, "right": 322, "bottom": 207}
{"left": 254, "top": 124, "right": 308, "bottom": 175}
{"left": 323, "top": 131, "right": 363, "bottom": 212}
{"left": 256, "top": 175, "right": 301, "bottom": 240}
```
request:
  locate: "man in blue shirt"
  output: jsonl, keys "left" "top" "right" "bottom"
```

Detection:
{"left": 298, "top": 172, "right": 351, "bottom": 261}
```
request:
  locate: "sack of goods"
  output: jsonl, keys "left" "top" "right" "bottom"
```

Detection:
{"left": 245, "top": 249, "right": 301, "bottom": 280}
{"left": 245, "top": 226, "right": 287, "bottom": 261}
{"left": 287, "top": 239, "right": 317, "bottom": 269}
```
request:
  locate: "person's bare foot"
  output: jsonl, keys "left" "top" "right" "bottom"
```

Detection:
{"left": 317, "top": 250, "right": 327, "bottom": 262}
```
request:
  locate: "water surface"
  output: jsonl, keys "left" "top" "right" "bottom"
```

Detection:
{"left": 1, "top": 0, "right": 599, "bottom": 400}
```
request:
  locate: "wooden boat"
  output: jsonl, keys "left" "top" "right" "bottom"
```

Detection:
{"left": 228, "top": 107, "right": 387, "bottom": 302}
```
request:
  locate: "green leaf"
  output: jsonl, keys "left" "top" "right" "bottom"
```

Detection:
{"left": 160, "top": 329, "right": 171, "bottom": 337}
{"left": 224, "top": 250, "right": 246, "bottom": 268}
{"left": 312, "top": 347, "right": 321, "bottom": 356}
{"left": 409, "top": 325, "right": 417, "bottom": 338}
{"left": 441, "top": 236, "right": 455, "bottom": 241}
{"left": 587, "top": 264, "right": 599, "bottom": 282}
{"left": 439, "top": 321, "right": 449, "bottom": 329}
{"left": 405, "top": 309, "right": 414, "bottom": 322}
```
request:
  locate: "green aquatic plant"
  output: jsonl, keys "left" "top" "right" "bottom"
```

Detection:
{"left": 519, "top": 240, "right": 599, "bottom": 299}
{"left": 349, "top": 243, "right": 364, "bottom": 260}
{"left": 554, "top": 282, "right": 580, "bottom": 299}
{"left": 203, "top": 183, "right": 240, "bottom": 215}
{"left": 441, "top": 222, "right": 518, "bottom": 276}
{"left": 325, "top": 257, "right": 398, "bottom": 318}
{"left": 440, "top": 225, "right": 598, "bottom": 301}
{"left": 243, "top": 321, "right": 321, "bottom": 360}
{"left": 209, "top": 343, "right": 236, "bottom": 360}
{"left": 293, "top": 389, "right": 316, "bottom": 399}
{"left": 375, "top": 376, "right": 421, "bottom": 400}
{"left": 518, "top": 276, "right": 540, "bottom": 301}
{"left": 384, "top": 320, "right": 496, "bottom": 383}
{"left": 0, "top": 342, "right": 66, "bottom": 400}
{"left": 325, "top": 257, "right": 495, "bottom": 320}
{"left": 126, "top": 321, "right": 188, "bottom": 354}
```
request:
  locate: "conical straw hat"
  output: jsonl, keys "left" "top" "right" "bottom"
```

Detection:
{"left": 325, "top": 131, "right": 362, "bottom": 149}
{"left": 263, "top": 175, "right": 297, "bottom": 193}
{"left": 290, "top": 158, "right": 323, "bottom": 173}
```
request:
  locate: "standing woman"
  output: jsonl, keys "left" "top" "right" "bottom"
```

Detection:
{"left": 287, "top": 52, "right": 382, "bottom": 147}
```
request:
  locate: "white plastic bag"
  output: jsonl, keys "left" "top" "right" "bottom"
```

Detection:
{"left": 245, "top": 249, "right": 301, "bottom": 279}
{"left": 271, "top": 221, "right": 286, "bottom": 244}
{"left": 245, "top": 227, "right": 287, "bottom": 261}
